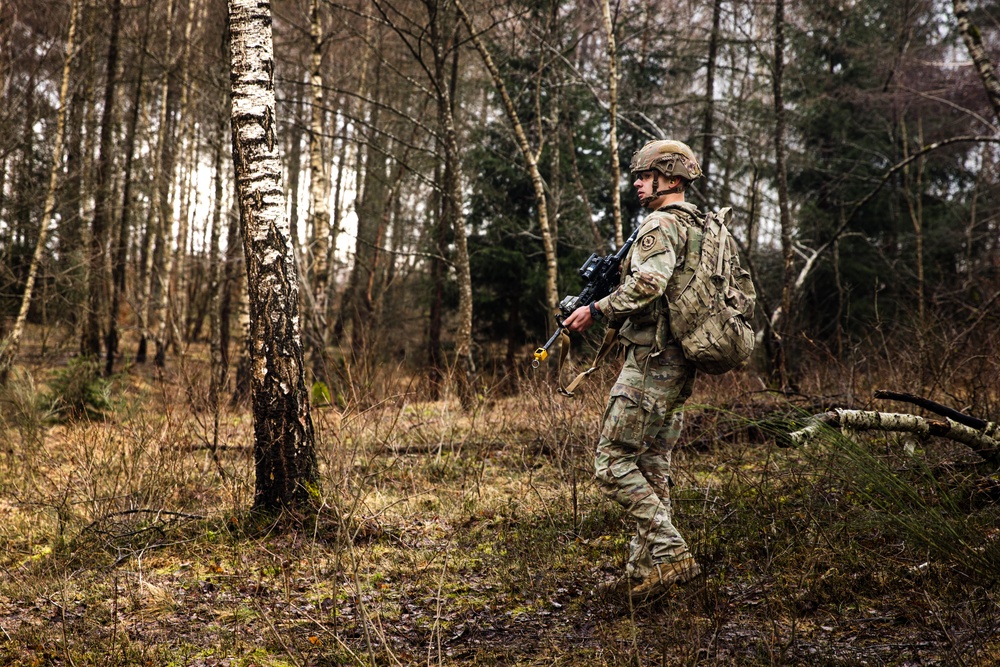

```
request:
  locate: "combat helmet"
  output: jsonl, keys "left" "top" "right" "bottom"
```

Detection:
{"left": 629, "top": 140, "right": 702, "bottom": 206}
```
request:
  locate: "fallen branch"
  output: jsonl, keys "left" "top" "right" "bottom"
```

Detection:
{"left": 873, "top": 389, "right": 987, "bottom": 430}
{"left": 788, "top": 409, "right": 1000, "bottom": 459}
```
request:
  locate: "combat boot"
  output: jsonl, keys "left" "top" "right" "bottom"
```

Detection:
{"left": 629, "top": 555, "right": 701, "bottom": 599}
{"left": 594, "top": 574, "right": 641, "bottom": 599}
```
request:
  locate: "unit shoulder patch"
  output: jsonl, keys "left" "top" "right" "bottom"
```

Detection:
{"left": 636, "top": 228, "right": 667, "bottom": 262}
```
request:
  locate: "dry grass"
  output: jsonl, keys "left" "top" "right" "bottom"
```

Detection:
{"left": 1, "top": 338, "right": 999, "bottom": 666}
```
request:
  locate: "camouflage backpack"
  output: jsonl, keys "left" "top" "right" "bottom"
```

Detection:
{"left": 664, "top": 207, "right": 756, "bottom": 374}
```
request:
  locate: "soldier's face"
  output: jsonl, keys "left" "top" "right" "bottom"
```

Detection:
{"left": 634, "top": 171, "right": 656, "bottom": 201}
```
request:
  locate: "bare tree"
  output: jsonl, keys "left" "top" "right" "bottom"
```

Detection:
{"left": 700, "top": 0, "right": 723, "bottom": 207}
{"left": 454, "top": 0, "right": 559, "bottom": 316}
{"left": 0, "top": 0, "right": 81, "bottom": 383}
{"left": 166, "top": 0, "right": 203, "bottom": 353}
{"left": 306, "top": 0, "right": 333, "bottom": 385}
{"left": 771, "top": 0, "right": 792, "bottom": 387}
{"left": 599, "top": 0, "right": 623, "bottom": 246}
{"left": 228, "top": 0, "right": 319, "bottom": 510}
{"left": 953, "top": 0, "right": 1000, "bottom": 124}
{"left": 82, "top": 0, "right": 123, "bottom": 360}
{"left": 137, "top": 0, "right": 176, "bottom": 365}
{"left": 106, "top": 0, "right": 152, "bottom": 376}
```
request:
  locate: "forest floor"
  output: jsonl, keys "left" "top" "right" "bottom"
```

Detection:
{"left": 1, "top": 344, "right": 1000, "bottom": 666}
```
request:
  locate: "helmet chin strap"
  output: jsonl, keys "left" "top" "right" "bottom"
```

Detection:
{"left": 640, "top": 172, "right": 683, "bottom": 208}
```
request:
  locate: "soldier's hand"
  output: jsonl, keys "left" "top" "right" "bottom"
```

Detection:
{"left": 563, "top": 305, "right": 594, "bottom": 332}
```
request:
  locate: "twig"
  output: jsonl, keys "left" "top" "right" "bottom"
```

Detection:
{"left": 252, "top": 598, "right": 304, "bottom": 667}
{"left": 874, "top": 389, "right": 987, "bottom": 430}
{"left": 428, "top": 551, "right": 450, "bottom": 667}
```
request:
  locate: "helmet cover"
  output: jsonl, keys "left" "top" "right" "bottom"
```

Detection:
{"left": 629, "top": 140, "right": 702, "bottom": 182}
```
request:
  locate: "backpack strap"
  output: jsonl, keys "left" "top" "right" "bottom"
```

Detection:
{"left": 715, "top": 218, "right": 728, "bottom": 275}
{"left": 672, "top": 221, "right": 704, "bottom": 296}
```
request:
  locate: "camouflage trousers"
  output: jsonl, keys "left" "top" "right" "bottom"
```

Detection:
{"left": 594, "top": 341, "right": 695, "bottom": 581}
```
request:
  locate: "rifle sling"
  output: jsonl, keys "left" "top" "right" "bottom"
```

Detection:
{"left": 558, "top": 326, "right": 620, "bottom": 397}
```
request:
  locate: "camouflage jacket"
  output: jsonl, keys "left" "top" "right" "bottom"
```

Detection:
{"left": 593, "top": 202, "right": 702, "bottom": 347}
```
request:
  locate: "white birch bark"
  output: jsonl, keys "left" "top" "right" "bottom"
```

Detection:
{"left": 790, "top": 409, "right": 1000, "bottom": 452}
{"left": 454, "top": 0, "right": 559, "bottom": 315}
{"left": 953, "top": 0, "right": 1000, "bottom": 123}
{"left": 0, "top": 0, "right": 81, "bottom": 381}
{"left": 308, "top": 0, "right": 331, "bottom": 312}
{"left": 600, "top": 0, "right": 623, "bottom": 247}
{"left": 168, "top": 0, "right": 203, "bottom": 347}
{"left": 227, "top": 0, "right": 318, "bottom": 509}
{"left": 137, "top": 0, "right": 175, "bottom": 363}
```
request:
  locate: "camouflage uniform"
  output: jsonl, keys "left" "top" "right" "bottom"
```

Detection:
{"left": 592, "top": 201, "right": 701, "bottom": 583}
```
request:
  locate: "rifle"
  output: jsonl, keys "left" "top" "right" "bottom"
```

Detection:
{"left": 531, "top": 225, "right": 640, "bottom": 368}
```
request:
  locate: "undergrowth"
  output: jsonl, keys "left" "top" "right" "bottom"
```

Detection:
{"left": 0, "top": 346, "right": 999, "bottom": 666}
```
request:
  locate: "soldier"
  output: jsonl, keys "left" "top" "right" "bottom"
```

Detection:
{"left": 563, "top": 139, "right": 705, "bottom": 599}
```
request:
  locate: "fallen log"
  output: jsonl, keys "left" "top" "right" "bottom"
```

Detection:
{"left": 788, "top": 409, "right": 1000, "bottom": 461}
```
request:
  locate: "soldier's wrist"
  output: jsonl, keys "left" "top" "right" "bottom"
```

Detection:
{"left": 589, "top": 302, "right": 603, "bottom": 322}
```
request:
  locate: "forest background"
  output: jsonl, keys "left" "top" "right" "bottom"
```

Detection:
{"left": 1, "top": 0, "right": 1000, "bottom": 664}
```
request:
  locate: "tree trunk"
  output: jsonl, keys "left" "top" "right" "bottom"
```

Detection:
{"left": 345, "top": 62, "right": 384, "bottom": 363}
{"left": 953, "top": 0, "right": 1000, "bottom": 123}
{"left": 700, "top": 0, "right": 723, "bottom": 207}
{"left": 335, "top": 17, "right": 378, "bottom": 362}
{"left": 106, "top": 0, "right": 151, "bottom": 376}
{"left": 326, "top": 114, "right": 347, "bottom": 319}
{"left": 454, "top": 0, "right": 558, "bottom": 316}
{"left": 222, "top": 197, "right": 248, "bottom": 403}
{"left": 789, "top": 409, "right": 999, "bottom": 455}
{"left": 137, "top": 0, "right": 176, "bottom": 364}
{"left": 772, "top": 0, "right": 792, "bottom": 387}
{"left": 59, "top": 26, "right": 86, "bottom": 312}
{"left": 227, "top": 0, "right": 318, "bottom": 510}
{"left": 82, "top": 0, "right": 123, "bottom": 359}
{"left": 599, "top": 0, "right": 623, "bottom": 247}
{"left": 427, "top": 157, "right": 446, "bottom": 400}
{"left": 307, "top": 0, "right": 332, "bottom": 385}
{"left": 167, "top": 0, "right": 202, "bottom": 353}
{"left": 900, "top": 116, "right": 926, "bottom": 341}
{"left": 432, "top": 0, "right": 475, "bottom": 405}
{"left": 308, "top": 0, "right": 331, "bottom": 315}
{"left": 150, "top": 0, "right": 190, "bottom": 366}
{"left": 285, "top": 82, "right": 304, "bottom": 250}
{"left": 567, "top": 125, "right": 604, "bottom": 253}
{"left": 0, "top": 0, "right": 81, "bottom": 383}
{"left": 208, "top": 109, "right": 227, "bottom": 453}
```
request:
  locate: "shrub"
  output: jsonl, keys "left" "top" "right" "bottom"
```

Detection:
{"left": 44, "top": 356, "right": 114, "bottom": 421}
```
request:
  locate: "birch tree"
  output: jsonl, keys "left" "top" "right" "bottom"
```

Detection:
{"left": 107, "top": 0, "right": 152, "bottom": 376}
{"left": 227, "top": 0, "right": 319, "bottom": 510}
{"left": 953, "top": 0, "right": 1000, "bottom": 124}
{"left": 166, "top": 0, "right": 202, "bottom": 350}
{"left": 454, "top": 0, "right": 558, "bottom": 316}
{"left": 137, "top": 0, "right": 175, "bottom": 364}
{"left": 599, "top": 0, "right": 623, "bottom": 246}
{"left": 0, "top": 0, "right": 80, "bottom": 383}
{"left": 307, "top": 0, "right": 333, "bottom": 384}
